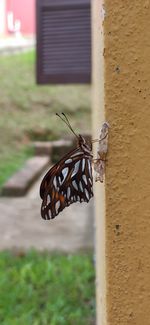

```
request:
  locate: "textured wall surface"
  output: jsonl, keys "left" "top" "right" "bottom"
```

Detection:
{"left": 104, "top": 1, "right": 150, "bottom": 324}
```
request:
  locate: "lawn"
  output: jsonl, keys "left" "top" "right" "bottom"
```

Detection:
{"left": 0, "top": 50, "right": 91, "bottom": 186}
{"left": 0, "top": 251, "right": 95, "bottom": 325}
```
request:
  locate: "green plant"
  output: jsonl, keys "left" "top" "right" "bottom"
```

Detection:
{"left": 0, "top": 251, "right": 95, "bottom": 325}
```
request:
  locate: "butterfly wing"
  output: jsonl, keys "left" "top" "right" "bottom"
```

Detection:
{"left": 40, "top": 147, "right": 80, "bottom": 200}
{"left": 40, "top": 148, "right": 93, "bottom": 220}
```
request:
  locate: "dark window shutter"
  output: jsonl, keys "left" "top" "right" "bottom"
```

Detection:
{"left": 36, "top": 0, "right": 91, "bottom": 84}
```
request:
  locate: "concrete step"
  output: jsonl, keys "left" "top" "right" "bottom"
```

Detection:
{"left": 1, "top": 156, "right": 50, "bottom": 197}
{"left": 33, "top": 139, "right": 73, "bottom": 159}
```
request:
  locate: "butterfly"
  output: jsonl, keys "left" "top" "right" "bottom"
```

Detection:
{"left": 40, "top": 113, "right": 94, "bottom": 220}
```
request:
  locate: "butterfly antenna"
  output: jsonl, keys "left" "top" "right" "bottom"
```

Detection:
{"left": 56, "top": 113, "right": 78, "bottom": 139}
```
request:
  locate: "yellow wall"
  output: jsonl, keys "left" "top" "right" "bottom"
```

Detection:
{"left": 92, "top": 0, "right": 150, "bottom": 324}
{"left": 105, "top": 1, "right": 150, "bottom": 324}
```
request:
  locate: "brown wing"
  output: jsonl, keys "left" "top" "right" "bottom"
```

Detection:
{"left": 40, "top": 147, "right": 81, "bottom": 199}
{"left": 40, "top": 148, "right": 93, "bottom": 220}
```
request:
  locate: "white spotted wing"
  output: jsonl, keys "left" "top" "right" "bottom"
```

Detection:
{"left": 40, "top": 146, "right": 93, "bottom": 220}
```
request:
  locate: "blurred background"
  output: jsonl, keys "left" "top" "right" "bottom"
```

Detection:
{"left": 0, "top": 0, "right": 95, "bottom": 324}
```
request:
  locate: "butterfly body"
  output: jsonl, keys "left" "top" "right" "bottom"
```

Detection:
{"left": 40, "top": 134, "right": 93, "bottom": 220}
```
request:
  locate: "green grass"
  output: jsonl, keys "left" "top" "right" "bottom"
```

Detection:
{"left": 0, "top": 251, "right": 95, "bottom": 325}
{"left": 0, "top": 50, "right": 91, "bottom": 187}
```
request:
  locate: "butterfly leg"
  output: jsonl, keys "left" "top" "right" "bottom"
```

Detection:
{"left": 92, "top": 158, "right": 107, "bottom": 162}
{"left": 92, "top": 132, "right": 109, "bottom": 144}
{"left": 91, "top": 139, "right": 99, "bottom": 143}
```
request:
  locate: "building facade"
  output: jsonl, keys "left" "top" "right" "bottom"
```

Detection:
{"left": 0, "top": 0, "right": 35, "bottom": 37}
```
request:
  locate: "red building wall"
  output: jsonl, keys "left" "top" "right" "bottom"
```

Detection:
{"left": 6, "top": 0, "right": 35, "bottom": 35}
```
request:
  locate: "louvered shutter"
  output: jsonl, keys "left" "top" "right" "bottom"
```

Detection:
{"left": 36, "top": 0, "right": 91, "bottom": 84}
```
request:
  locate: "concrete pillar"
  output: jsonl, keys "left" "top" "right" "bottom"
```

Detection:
{"left": 92, "top": 1, "right": 150, "bottom": 324}
{"left": 92, "top": 0, "right": 106, "bottom": 324}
